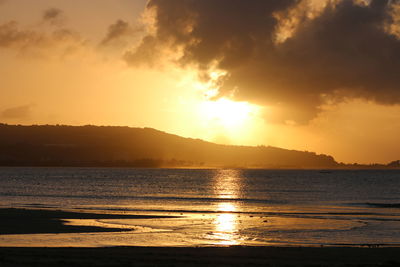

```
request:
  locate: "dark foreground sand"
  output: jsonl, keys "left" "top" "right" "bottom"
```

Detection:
{"left": 0, "top": 208, "right": 177, "bottom": 235}
{"left": 1, "top": 209, "right": 400, "bottom": 266}
{"left": 1, "top": 246, "right": 400, "bottom": 267}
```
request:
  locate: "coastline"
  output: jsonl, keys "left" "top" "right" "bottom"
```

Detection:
{"left": 1, "top": 165, "right": 400, "bottom": 170}
{"left": 2, "top": 208, "right": 400, "bottom": 266}
{"left": 0, "top": 208, "right": 178, "bottom": 235}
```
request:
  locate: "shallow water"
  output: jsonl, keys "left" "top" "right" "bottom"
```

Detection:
{"left": 1, "top": 167, "right": 400, "bottom": 247}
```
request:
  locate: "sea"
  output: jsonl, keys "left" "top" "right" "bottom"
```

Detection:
{"left": 1, "top": 167, "right": 400, "bottom": 247}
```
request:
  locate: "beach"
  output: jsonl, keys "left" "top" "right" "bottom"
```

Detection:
{"left": 2, "top": 0, "right": 400, "bottom": 264}
{"left": 2, "top": 168, "right": 400, "bottom": 266}
{"left": 2, "top": 168, "right": 400, "bottom": 247}
{"left": 0, "top": 208, "right": 176, "bottom": 235}
{"left": 2, "top": 246, "right": 400, "bottom": 266}
{"left": 1, "top": 208, "right": 400, "bottom": 266}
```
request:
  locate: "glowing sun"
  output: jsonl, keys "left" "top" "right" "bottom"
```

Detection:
{"left": 199, "top": 98, "right": 260, "bottom": 130}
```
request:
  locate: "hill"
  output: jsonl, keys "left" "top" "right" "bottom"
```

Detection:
{"left": 0, "top": 123, "right": 339, "bottom": 168}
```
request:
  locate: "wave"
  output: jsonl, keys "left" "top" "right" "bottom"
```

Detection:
{"left": 72, "top": 206, "right": 400, "bottom": 221}
{"left": 0, "top": 192, "right": 286, "bottom": 204}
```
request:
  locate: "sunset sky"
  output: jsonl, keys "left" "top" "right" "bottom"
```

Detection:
{"left": 1, "top": 0, "right": 399, "bottom": 164}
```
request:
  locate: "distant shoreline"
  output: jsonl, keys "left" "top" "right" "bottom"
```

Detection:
{"left": 0, "top": 164, "right": 399, "bottom": 170}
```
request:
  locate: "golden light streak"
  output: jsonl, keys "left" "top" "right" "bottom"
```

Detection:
{"left": 211, "top": 170, "right": 243, "bottom": 245}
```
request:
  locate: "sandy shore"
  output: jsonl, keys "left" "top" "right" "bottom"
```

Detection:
{"left": 1, "top": 208, "right": 400, "bottom": 266}
{"left": 0, "top": 208, "right": 177, "bottom": 235}
{"left": 1, "top": 246, "right": 400, "bottom": 267}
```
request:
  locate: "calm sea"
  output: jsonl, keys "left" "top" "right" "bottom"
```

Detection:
{"left": 1, "top": 167, "right": 400, "bottom": 247}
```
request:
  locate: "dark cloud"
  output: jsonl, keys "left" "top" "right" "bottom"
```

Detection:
{"left": 127, "top": 0, "right": 400, "bottom": 124}
{"left": 43, "top": 8, "right": 65, "bottom": 26}
{"left": 1, "top": 105, "right": 32, "bottom": 119}
{"left": 126, "top": 0, "right": 295, "bottom": 66}
{"left": 100, "top": 19, "right": 142, "bottom": 47}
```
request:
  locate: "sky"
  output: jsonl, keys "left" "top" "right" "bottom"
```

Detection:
{"left": 0, "top": 0, "right": 399, "bottom": 164}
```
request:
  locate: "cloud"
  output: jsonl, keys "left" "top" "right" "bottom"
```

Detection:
{"left": 0, "top": 18, "right": 84, "bottom": 56}
{"left": 0, "top": 21, "right": 46, "bottom": 49}
{"left": 42, "top": 8, "right": 66, "bottom": 26}
{"left": 127, "top": 0, "right": 400, "bottom": 124}
{"left": 1, "top": 105, "right": 32, "bottom": 119}
{"left": 100, "top": 19, "right": 143, "bottom": 47}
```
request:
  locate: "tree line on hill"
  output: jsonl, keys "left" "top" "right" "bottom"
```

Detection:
{"left": 0, "top": 124, "right": 397, "bottom": 169}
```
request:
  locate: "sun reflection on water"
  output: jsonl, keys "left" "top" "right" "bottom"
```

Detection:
{"left": 213, "top": 169, "right": 242, "bottom": 199}
{"left": 211, "top": 170, "right": 243, "bottom": 245}
{"left": 216, "top": 202, "right": 237, "bottom": 232}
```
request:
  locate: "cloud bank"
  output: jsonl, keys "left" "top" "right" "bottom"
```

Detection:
{"left": 127, "top": 0, "right": 400, "bottom": 123}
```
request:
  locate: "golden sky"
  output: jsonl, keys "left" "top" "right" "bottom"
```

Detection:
{"left": 0, "top": 0, "right": 399, "bottom": 164}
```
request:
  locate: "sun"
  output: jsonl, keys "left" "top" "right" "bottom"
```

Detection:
{"left": 199, "top": 97, "right": 260, "bottom": 130}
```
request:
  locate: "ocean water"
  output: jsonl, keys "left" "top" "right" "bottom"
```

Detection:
{"left": 1, "top": 167, "right": 400, "bottom": 247}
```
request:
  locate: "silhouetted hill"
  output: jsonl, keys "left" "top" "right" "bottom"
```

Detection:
{"left": 0, "top": 123, "right": 339, "bottom": 168}
{"left": 387, "top": 160, "right": 400, "bottom": 168}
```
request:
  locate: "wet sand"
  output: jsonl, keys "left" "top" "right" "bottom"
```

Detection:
{"left": 2, "top": 208, "right": 400, "bottom": 266}
{"left": 1, "top": 246, "right": 400, "bottom": 267}
{"left": 0, "top": 208, "right": 177, "bottom": 235}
